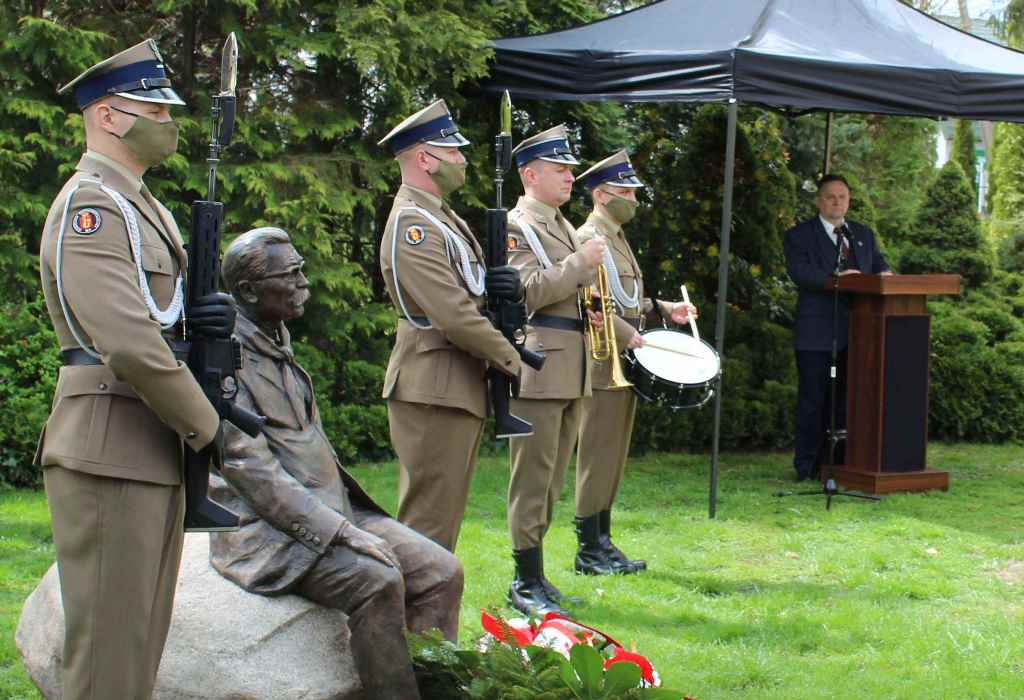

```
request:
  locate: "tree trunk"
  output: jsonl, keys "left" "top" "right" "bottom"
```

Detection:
{"left": 180, "top": 2, "right": 196, "bottom": 103}
{"left": 958, "top": 0, "right": 972, "bottom": 30}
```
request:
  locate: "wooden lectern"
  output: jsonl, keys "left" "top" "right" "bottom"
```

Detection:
{"left": 831, "top": 274, "right": 960, "bottom": 494}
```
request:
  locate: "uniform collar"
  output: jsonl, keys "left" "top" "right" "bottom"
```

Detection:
{"left": 79, "top": 150, "right": 144, "bottom": 195}
{"left": 399, "top": 183, "right": 444, "bottom": 214}
{"left": 519, "top": 195, "right": 562, "bottom": 226}
{"left": 587, "top": 208, "right": 622, "bottom": 238}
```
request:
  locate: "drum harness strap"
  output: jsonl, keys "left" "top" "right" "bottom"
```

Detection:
{"left": 390, "top": 206, "right": 485, "bottom": 331}
{"left": 56, "top": 178, "right": 185, "bottom": 359}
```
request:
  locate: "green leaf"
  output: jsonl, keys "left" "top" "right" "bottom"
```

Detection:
{"left": 570, "top": 644, "right": 604, "bottom": 694}
{"left": 603, "top": 661, "right": 642, "bottom": 694}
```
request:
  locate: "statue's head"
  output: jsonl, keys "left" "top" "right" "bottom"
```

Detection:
{"left": 223, "top": 227, "right": 310, "bottom": 326}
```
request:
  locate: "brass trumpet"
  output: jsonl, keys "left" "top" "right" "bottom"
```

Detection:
{"left": 582, "top": 264, "right": 633, "bottom": 390}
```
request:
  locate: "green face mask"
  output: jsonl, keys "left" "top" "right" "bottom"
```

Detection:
{"left": 112, "top": 106, "right": 179, "bottom": 167}
{"left": 426, "top": 152, "right": 467, "bottom": 197}
{"left": 603, "top": 191, "right": 638, "bottom": 224}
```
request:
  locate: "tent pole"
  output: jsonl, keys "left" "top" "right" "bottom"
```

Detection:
{"left": 709, "top": 98, "right": 738, "bottom": 519}
{"left": 823, "top": 111, "right": 834, "bottom": 174}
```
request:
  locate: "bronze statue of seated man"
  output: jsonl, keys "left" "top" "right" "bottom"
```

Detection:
{"left": 209, "top": 226, "right": 462, "bottom": 700}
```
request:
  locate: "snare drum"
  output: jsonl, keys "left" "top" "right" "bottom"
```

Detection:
{"left": 624, "top": 328, "right": 721, "bottom": 410}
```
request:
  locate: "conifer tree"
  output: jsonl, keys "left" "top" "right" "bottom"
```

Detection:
{"left": 951, "top": 119, "right": 978, "bottom": 200}
{"left": 901, "top": 160, "right": 994, "bottom": 288}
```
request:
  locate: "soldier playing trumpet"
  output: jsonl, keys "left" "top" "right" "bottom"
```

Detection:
{"left": 574, "top": 150, "right": 697, "bottom": 575}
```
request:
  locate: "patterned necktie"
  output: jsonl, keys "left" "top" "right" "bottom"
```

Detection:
{"left": 837, "top": 227, "right": 850, "bottom": 269}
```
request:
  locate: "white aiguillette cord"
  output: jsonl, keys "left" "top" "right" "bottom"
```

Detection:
{"left": 680, "top": 284, "right": 700, "bottom": 341}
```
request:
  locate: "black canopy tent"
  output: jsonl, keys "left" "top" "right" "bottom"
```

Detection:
{"left": 484, "top": 0, "right": 1024, "bottom": 516}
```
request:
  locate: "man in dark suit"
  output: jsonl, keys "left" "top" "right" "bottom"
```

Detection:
{"left": 783, "top": 174, "right": 892, "bottom": 481}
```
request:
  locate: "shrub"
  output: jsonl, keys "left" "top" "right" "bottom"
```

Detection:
{"left": 0, "top": 295, "right": 60, "bottom": 487}
{"left": 900, "top": 160, "right": 994, "bottom": 289}
{"left": 928, "top": 306, "right": 1024, "bottom": 441}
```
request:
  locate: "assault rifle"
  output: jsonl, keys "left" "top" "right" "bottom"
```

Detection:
{"left": 486, "top": 91, "right": 545, "bottom": 438}
{"left": 184, "top": 34, "right": 265, "bottom": 531}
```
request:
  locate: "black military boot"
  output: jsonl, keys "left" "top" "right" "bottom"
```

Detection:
{"left": 508, "top": 547, "right": 568, "bottom": 617}
{"left": 600, "top": 509, "right": 646, "bottom": 573}
{"left": 538, "top": 546, "right": 583, "bottom": 606}
{"left": 574, "top": 513, "right": 619, "bottom": 575}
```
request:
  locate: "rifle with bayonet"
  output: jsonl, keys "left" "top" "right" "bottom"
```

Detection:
{"left": 486, "top": 91, "right": 545, "bottom": 438}
{"left": 184, "top": 33, "right": 265, "bottom": 531}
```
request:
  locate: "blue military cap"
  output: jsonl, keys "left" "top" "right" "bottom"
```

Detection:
{"left": 378, "top": 99, "right": 470, "bottom": 154}
{"left": 579, "top": 150, "right": 644, "bottom": 190}
{"left": 512, "top": 125, "right": 581, "bottom": 168}
{"left": 58, "top": 39, "right": 185, "bottom": 110}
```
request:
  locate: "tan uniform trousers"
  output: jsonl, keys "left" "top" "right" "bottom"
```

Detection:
{"left": 575, "top": 388, "right": 638, "bottom": 518}
{"left": 389, "top": 399, "right": 485, "bottom": 552}
{"left": 507, "top": 397, "right": 583, "bottom": 549}
{"left": 43, "top": 466, "right": 184, "bottom": 700}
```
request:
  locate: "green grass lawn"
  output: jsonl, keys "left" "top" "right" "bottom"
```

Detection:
{"left": 3, "top": 444, "right": 1023, "bottom": 699}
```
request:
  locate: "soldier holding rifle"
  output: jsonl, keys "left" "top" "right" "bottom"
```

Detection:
{"left": 378, "top": 99, "right": 524, "bottom": 552}
{"left": 35, "top": 39, "right": 236, "bottom": 699}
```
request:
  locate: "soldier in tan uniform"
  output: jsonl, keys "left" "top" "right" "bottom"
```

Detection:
{"left": 574, "top": 150, "right": 697, "bottom": 576}
{"left": 35, "top": 41, "right": 234, "bottom": 699}
{"left": 503, "top": 125, "right": 631, "bottom": 616}
{"left": 378, "top": 100, "right": 523, "bottom": 552}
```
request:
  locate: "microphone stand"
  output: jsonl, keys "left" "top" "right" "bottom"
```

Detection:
{"left": 775, "top": 225, "right": 881, "bottom": 509}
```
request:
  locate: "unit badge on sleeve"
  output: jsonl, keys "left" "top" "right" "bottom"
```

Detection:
{"left": 405, "top": 225, "right": 426, "bottom": 245}
{"left": 71, "top": 208, "right": 102, "bottom": 235}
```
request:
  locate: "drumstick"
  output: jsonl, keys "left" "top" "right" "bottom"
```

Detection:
{"left": 638, "top": 340, "right": 705, "bottom": 359}
{"left": 680, "top": 284, "right": 700, "bottom": 341}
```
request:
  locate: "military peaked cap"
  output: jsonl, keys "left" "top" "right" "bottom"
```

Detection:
{"left": 579, "top": 149, "right": 644, "bottom": 190}
{"left": 59, "top": 39, "right": 185, "bottom": 110}
{"left": 378, "top": 99, "right": 470, "bottom": 154}
{"left": 512, "top": 124, "right": 580, "bottom": 168}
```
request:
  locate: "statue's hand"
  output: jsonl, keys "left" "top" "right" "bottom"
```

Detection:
{"left": 335, "top": 521, "right": 401, "bottom": 570}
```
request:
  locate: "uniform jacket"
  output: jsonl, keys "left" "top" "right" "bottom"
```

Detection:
{"left": 36, "top": 151, "right": 218, "bottom": 485}
{"left": 783, "top": 216, "right": 890, "bottom": 352}
{"left": 209, "top": 313, "right": 384, "bottom": 595}
{"left": 380, "top": 184, "right": 520, "bottom": 419}
{"left": 506, "top": 196, "right": 596, "bottom": 399}
{"left": 576, "top": 210, "right": 670, "bottom": 390}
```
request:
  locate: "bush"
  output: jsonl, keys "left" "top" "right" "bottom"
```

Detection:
{"left": 293, "top": 342, "right": 392, "bottom": 464}
{"left": 928, "top": 305, "right": 1024, "bottom": 442}
{"left": 0, "top": 295, "right": 61, "bottom": 487}
{"left": 900, "top": 160, "right": 994, "bottom": 289}
{"left": 998, "top": 229, "right": 1024, "bottom": 273}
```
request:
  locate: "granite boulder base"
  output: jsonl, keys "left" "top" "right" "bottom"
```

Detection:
{"left": 16, "top": 533, "right": 362, "bottom": 699}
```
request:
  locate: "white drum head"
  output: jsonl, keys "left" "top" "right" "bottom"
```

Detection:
{"left": 632, "top": 329, "right": 720, "bottom": 384}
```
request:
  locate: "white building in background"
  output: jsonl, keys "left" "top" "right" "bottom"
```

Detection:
{"left": 933, "top": 13, "right": 1003, "bottom": 214}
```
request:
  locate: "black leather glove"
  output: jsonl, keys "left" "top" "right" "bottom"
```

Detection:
{"left": 188, "top": 292, "right": 236, "bottom": 339}
{"left": 486, "top": 265, "right": 522, "bottom": 302}
{"left": 202, "top": 422, "right": 225, "bottom": 452}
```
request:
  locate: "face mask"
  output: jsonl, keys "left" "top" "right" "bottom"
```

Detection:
{"left": 603, "top": 191, "right": 638, "bottom": 224}
{"left": 426, "top": 152, "right": 467, "bottom": 197}
{"left": 111, "top": 106, "right": 179, "bottom": 167}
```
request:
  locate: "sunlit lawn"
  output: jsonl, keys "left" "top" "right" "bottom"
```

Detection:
{"left": 3, "top": 443, "right": 1023, "bottom": 699}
